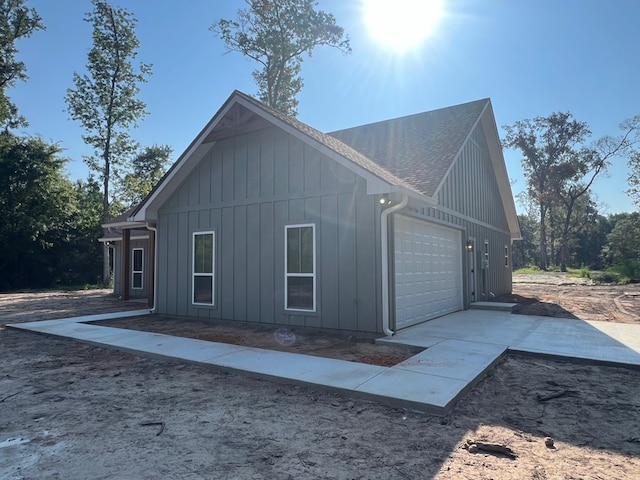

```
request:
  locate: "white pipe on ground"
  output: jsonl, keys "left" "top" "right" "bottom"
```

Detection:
{"left": 380, "top": 194, "right": 408, "bottom": 336}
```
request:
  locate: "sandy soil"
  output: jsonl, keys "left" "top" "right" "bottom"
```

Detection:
{"left": 1, "top": 279, "right": 640, "bottom": 479}
{"left": 509, "top": 272, "right": 640, "bottom": 323}
{"left": 99, "top": 316, "right": 422, "bottom": 367}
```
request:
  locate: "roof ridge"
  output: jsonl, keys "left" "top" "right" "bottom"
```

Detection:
{"left": 328, "top": 98, "right": 490, "bottom": 134}
{"left": 233, "top": 91, "right": 421, "bottom": 195}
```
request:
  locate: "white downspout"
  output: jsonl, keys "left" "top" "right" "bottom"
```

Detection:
{"left": 380, "top": 194, "right": 408, "bottom": 336}
{"left": 147, "top": 224, "right": 158, "bottom": 313}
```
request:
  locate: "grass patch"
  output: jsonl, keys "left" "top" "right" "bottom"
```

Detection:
{"left": 591, "top": 271, "right": 631, "bottom": 285}
{"left": 513, "top": 266, "right": 542, "bottom": 274}
{"left": 567, "top": 266, "right": 591, "bottom": 278}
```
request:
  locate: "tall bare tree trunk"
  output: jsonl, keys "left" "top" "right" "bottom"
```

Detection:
{"left": 539, "top": 204, "right": 547, "bottom": 270}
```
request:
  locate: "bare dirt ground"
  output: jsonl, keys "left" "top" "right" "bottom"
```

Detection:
{"left": 1, "top": 280, "right": 640, "bottom": 479}
{"left": 508, "top": 272, "right": 640, "bottom": 323}
{"left": 99, "top": 316, "right": 422, "bottom": 367}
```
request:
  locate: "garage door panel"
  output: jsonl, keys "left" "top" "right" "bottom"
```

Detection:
{"left": 394, "top": 215, "right": 462, "bottom": 329}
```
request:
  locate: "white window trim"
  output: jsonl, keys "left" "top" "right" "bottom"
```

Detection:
{"left": 132, "top": 248, "right": 144, "bottom": 290}
{"left": 504, "top": 244, "right": 510, "bottom": 267}
{"left": 284, "top": 223, "right": 316, "bottom": 312}
{"left": 192, "top": 231, "right": 215, "bottom": 306}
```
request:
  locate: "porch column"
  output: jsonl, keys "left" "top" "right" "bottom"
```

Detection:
{"left": 147, "top": 228, "right": 155, "bottom": 308}
{"left": 121, "top": 229, "right": 130, "bottom": 300}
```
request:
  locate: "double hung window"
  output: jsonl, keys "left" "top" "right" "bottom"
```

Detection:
{"left": 285, "top": 224, "right": 316, "bottom": 311}
{"left": 132, "top": 248, "right": 144, "bottom": 289}
{"left": 193, "top": 232, "right": 215, "bottom": 305}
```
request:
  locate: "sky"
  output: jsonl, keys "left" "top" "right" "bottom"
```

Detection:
{"left": 11, "top": 0, "right": 640, "bottom": 214}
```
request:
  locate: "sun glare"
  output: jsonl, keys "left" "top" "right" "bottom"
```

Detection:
{"left": 363, "top": 0, "right": 444, "bottom": 53}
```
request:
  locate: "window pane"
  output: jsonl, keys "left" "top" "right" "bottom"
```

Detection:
{"left": 133, "top": 249, "right": 143, "bottom": 271}
{"left": 287, "top": 276, "right": 313, "bottom": 310}
{"left": 193, "top": 276, "right": 213, "bottom": 304}
{"left": 132, "top": 272, "right": 143, "bottom": 289}
{"left": 287, "top": 228, "right": 300, "bottom": 273}
{"left": 300, "top": 227, "right": 314, "bottom": 273}
{"left": 194, "top": 234, "right": 213, "bottom": 273}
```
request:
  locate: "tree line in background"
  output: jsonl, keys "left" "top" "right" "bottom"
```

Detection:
{"left": 0, "top": 0, "right": 350, "bottom": 290}
{"left": 1, "top": 0, "right": 639, "bottom": 291}
{"left": 506, "top": 112, "right": 640, "bottom": 281}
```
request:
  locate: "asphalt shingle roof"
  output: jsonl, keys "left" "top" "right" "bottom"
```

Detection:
{"left": 234, "top": 91, "right": 421, "bottom": 194}
{"left": 328, "top": 99, "right": 489, "bottom": 197}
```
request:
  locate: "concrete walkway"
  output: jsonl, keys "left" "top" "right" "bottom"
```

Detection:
{"left": 8, "top": 309, "right": 640, "bottom": 414}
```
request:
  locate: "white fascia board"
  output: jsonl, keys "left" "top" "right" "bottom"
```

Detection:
{"left": 232, "top": 97, "right": 401, "bottom": 198}
{"left": 99, "top": 235, "right": 149, "bottom": 243}
{"left": 132, "top": 142, "right": 214, "bottom": 222}
{"left": 432, "top": 101, "right": 521, "bottom": 241}
{"left": 101, "top": 220, "right": 146, "bottom": 229}
{"left": 480, "top": 107, "right": 522, "bottom": 241}
{"left": 131, "top": 100, "right": 239, "bottom": 223}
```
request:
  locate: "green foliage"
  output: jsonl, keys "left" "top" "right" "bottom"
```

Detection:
{"left": 566, "top": 266, "right": 590, "bottom": 278}
{"left": 591, "top": 270, "right": 631, "bottom": 285}
{"left": 0, "top": 133, "right": 105, "bottom": 290}
{"left": 504, "top": 113, "right": 639, "bottom": 271}
{"left": 52, "top": 178, "right": 103, "bottom": 286}
{"left": 610, "top": 260, "right": 640, "bottom": 282}
{"left": 118, "top": 144, "right": 172, "bottom": 207}
{"left": 513, "top": 266, "right": 542, "bottom": 274}
{"left": 0, "top": 133, "right": 69, "bottom": 289}
{"left": 212, "top": 0, "right": 350, "bottom": 117}
{"left": 578, "top": 265, "right": 590, "bottom": 278}
{"left": 65, "top": 0, "right": 151, "bottom": 285}
{"left": 628, "top": 149, "right": 640, "bottom": 208}
{"left": 600, "top": 212, "right": 640, "bottom": 265}
{"left": 65, "top": 0, "right": 151, "bottom": 222}
{"left": 573, "top": 214, "right": 612, "bottom": 270}
{"left": 512, "top": 214, "right": 538, "bottom": 269}
{"left": 503, "top": 112, "right": 590, "bottom": 269}
{"left": 0, "top": 0, "right": 45, "bottom": 128}
{"left": 597, "top": 212, "right": 640, "bottom": 283}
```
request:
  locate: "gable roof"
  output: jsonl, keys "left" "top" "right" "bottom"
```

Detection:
{"left": 129, "top": 90, "right": 519, "bottom": 240}
{"left": 328, "top": 99, "right": 489, "bottom": 197}
{"left": 232, "top": 91, "right": 420, "bottom": 194}
{"left": 329, "top": 99, "right": 521, "bottom": 240}
{"left": 130, "top": 90, "right": 428, "bottom": 223}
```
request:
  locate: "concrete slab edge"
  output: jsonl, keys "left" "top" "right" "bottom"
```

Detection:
{"left": 507, "top": 347, "right": 640, "bottom": 371}
{"left": 439, "top": 347, "right": 509, "bottom": 413}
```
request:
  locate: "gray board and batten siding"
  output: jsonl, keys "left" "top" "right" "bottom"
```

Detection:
{"left": 385, "top": 121, "right": 513, "bottom": 320}
{"left": 154, "top": 126, "right": 384, "bottom": 334}
{"left": 428, "top": 120, "right": 513, "bottom": 299}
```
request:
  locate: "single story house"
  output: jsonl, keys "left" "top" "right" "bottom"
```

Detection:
{"left": 101, "top": 90, "right": 521, "bottom": 335}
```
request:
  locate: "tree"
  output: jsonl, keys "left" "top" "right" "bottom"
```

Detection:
{"left": 212, "top": 0, "right": 350, "bottom": 116}
{"left": 0, "top": 0, "right": 45, "bottom": 128}
{"left": 504, "top": 113, "right": 639, "bottom": 270}
{"left": 601, "top": 212, "right": 640, "bottom": 280}
{"left": 53, "top": 178, "right": 104, "bottom": 286}
{"left": 0, "top": 133, "right": 74, "bottom": 290}
{"left": 601, "top": 213, "right": 640, "bottom": 265}
{"left": 65, "top": 0, "right": 151, "bottom": 285}
{"left": 503, "top": 113, "right": 590, "bottom": 269}
{"left": 512, "top": 214, "right": 538, "bottom": 269}
{"left": 573, "top": 214, "right": 612, "bottom": 269}
{"left": 118, "top": 144, "right": 172, "bottom": 207}
{"left": 628, "top": 150, "right": 640, "bottom": 208}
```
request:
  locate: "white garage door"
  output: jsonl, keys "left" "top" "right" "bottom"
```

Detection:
{"left": 394, "top": 215, "right": 462, "bottom": 329}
